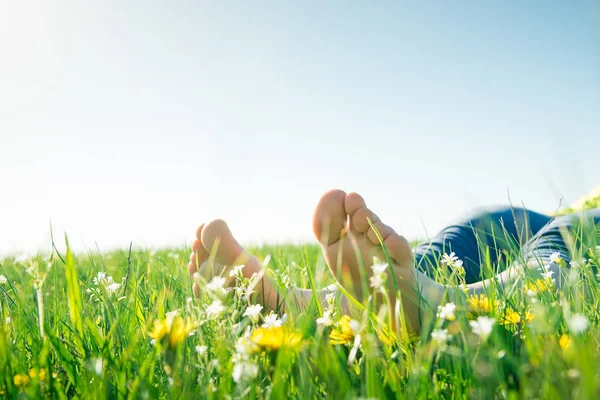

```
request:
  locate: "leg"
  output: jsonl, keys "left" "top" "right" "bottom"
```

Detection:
{"left": 188, "top": 219, "right": 349, "bottom": 313}
{"left": 466, "top": 208, "right": 600, "bottom": 294}
{"left": 521, "top": 209, "right": 600, "bottom": 263}
{"left": 414, "top": 206, "right": 552, "bottom": 283}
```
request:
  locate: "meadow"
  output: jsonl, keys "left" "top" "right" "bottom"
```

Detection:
{"left": 1, "top": 201, "right": 600, "bottom": 399}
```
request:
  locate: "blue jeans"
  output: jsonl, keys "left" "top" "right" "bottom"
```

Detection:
{"left": 414, "top": 207, "right": 600, "bottom": 283}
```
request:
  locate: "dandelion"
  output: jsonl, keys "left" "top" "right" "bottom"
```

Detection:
{"left": 206, "top": 276, "right": 227, "bottom": 297}
{"left": 148, "top": 315, "right": 196, "bottom": 348}
{"left": 232, "top": 362, "right": 258, "bottom": 383}
{"left": 316, "top": 310, "right": 334, "bottom": 327}
{"left": 469, "top": 316, "right": 495, "bottom": 339}
{"left": 525, "top": 279, "right": 553, "bottom": 294}
{"left": 13, "top": 373, "right": 30, "bottom": 389}
{"left": 501, "top": 308, "right": 533, "bottom": 326}
{"left": 250, "top": 326, "right": 302, "bottom": 352}
{"left": 431, "top": 328, "right": 452, "bottom": 345}
{"left": 330, "top": 316, "right": 360, "bottom": 345}
{"left": 0, "top": 275, "right": 6, "bottom": 284}
{"left": 567, "top": 314, "right": 589, "bottom": 334}
{"left": 559, "top": 334, "right": 572, "bottom": 350}
{"left": 262, "top": 312, "right": 283, "bottom": 328}
{"left": 467, "top": 294, "right": 498, "bottom": 317}
{"left": 243, "top": 304, "right": 263, "bottom": 323}
{"left": 28, "top": 368, "right": 47, "bottom": 381}
{"left": 437, "top": 302, "right": 456, "bottom": 321}
{"left": 195, "top": 345, "right": 208, "bottom": 356}
{"left": 205, "top": 299, "right": 225, "bottom": 320}
{"left": 229, "top": 264, "right": 245, "bottom": 278}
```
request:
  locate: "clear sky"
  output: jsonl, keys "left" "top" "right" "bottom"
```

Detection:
{"left": 1, "top": 1, "right": 599, "bottom": 255}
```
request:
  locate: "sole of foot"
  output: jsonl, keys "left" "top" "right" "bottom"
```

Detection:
{"left": 188, "top": 219, "right": 262, "bottom": 298}
{"left": 312, "top": 189, "right": 423, "bottom": 332}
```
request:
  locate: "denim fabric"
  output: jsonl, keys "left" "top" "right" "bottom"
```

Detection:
{"left": 413, "top": 207, "right": 600, "bottom": 283}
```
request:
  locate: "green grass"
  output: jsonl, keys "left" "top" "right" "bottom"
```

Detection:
{"left": 1, "top": 219, "right": 600, "bottom": 398}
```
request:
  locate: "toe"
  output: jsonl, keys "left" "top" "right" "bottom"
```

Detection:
{"left": 193, "top": 282, "right": 202, "bottom": 298}
{"left": 351, "top": 207, "right": 379, "bottom": 233}
{"left": 344, "top": 192, "right": 366, "bottom": 216}
{"left": 313, "top": 189, "right": 348, "bottom": 245}
{"left": 191, "top": 238, "right": 209, "bottom": 262}
{"left": 201, "top": 219, "right": 245, "bottom": 265}
{"left": 367, "top": 221, "right": 395, "bottom": 244}
{"left": 383, "top": 232, "right": 413, "bottom": 267}
{"left": 195, "top": 223, "right": 205, "bottom": 239}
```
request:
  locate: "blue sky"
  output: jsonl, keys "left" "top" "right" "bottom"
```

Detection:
{"left": 0, "top": 1, "right": 598, "bottom": 255}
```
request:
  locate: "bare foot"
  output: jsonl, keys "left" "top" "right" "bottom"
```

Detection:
{"left": 188, "top": 219, "right": 279, "bottom": 309}
{"left": 313, "top": 189, "right": 426, "bottom": 332}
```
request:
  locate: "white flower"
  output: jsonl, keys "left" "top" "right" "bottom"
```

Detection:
{"left": 166, "top": 309, "right": 180, "bottom": 318}
{"left": 549, "top": 252, "right": 562, "bottom": 264}
{"left": 205, "top": 299, "right": 225, "bottom": 319}
{"left": 325, "top": 292, "right": 336, "bottom": 305}
{"left": 262, "top": 312, "right": 283, "bottom": 328}
{"left": 431, "top": 328, "right": 452, "bottom": 344}
{"left": 316, "top": 310, "right": 334, "bottom": 327}
{"left": 5, "top": 316, "right": 10, "bottom": 324}
{"left": 234, "top": 330, "right": 257, "bottom": 358}
{"left": 349, "top": 319, "right": 361, "bottom": 334}
{"left": 94, "top": 358, "right": 104, "bottom": 375}
{"left": 567, "top": 314, "right": 589, "bottom": 334}
{"left": 195, "top": 345, "right": 207, "bottom": 356}
{"left": 186, "top": 297, "right": 193, "bottom": 304}
{"left": 0, "top": 275, "right": 7, "bottom": 284}
{"left": 206, "top": 276, "right": 227, "bottom": 296}
{"left": 497, "top": 350, "right": 506, "bottom": 359}
{"left": 470, "top": 316, "right": 496, "bottom": 339}
{"left": 243, "top": 304, "right": 263, "bottom": 322}
{"left": 232, "top": 362, "right": 258, "bottom": 383}
{"left": 106, "top": 283, "right": 121, "bottom": 295}
{"left": 569, "top": 259, "right": 587, "bottom": 269}
{"left": 440, "top": 252, "right": 459, "bottom": 266}
{"left": 437, "top": 302, "right": 456, "bottom": 321}
{"left": 369, "top": 274, "right": 385, "bottom": 292}
{"left": 371, "top": 262, "right": 388, "bottom": 275}
{"left": 229, "top": 264, "right": 245, "bottom": 278}
{"left": 454, "top": 259, "right": 464, "bottom": 269}
{"left": 93, "top": 272, "right": 121, "bottom": 295}
{"left": 541, "top": 270, "right": 555, "bottom": 280}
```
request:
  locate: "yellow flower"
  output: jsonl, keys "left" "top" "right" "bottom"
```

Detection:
{"left": 525, "top": 279, "right": 553, "bottom": 294}
{"left": 499, "top": 308, "right": 533, "bottom": 326}
{"left": 467, "top": 294, "right": 498, "bottom": 318}
{"left": 329, "top": 315, "right": 357, "bottom": 345}
{"left": 13, "top": 373, "right": 30, "bottom": 388}
{"left": 148, "top": 315, "right": 196, "bottom": 348}
{"left": 28, "top": 368, "right": 47, "bottom": 381}
{"left": 559, "top": 334, "right": 572, "bottom": 350}
{"left": 500, "top": 308, "right": 521, "bottom": 326}
{"left": 250, "top": 326, "right": 302, "bottom": 352}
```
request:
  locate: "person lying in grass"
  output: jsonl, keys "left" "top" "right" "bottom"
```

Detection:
{"left": 188, "top": 189, "right": 600, "bottom": 334}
